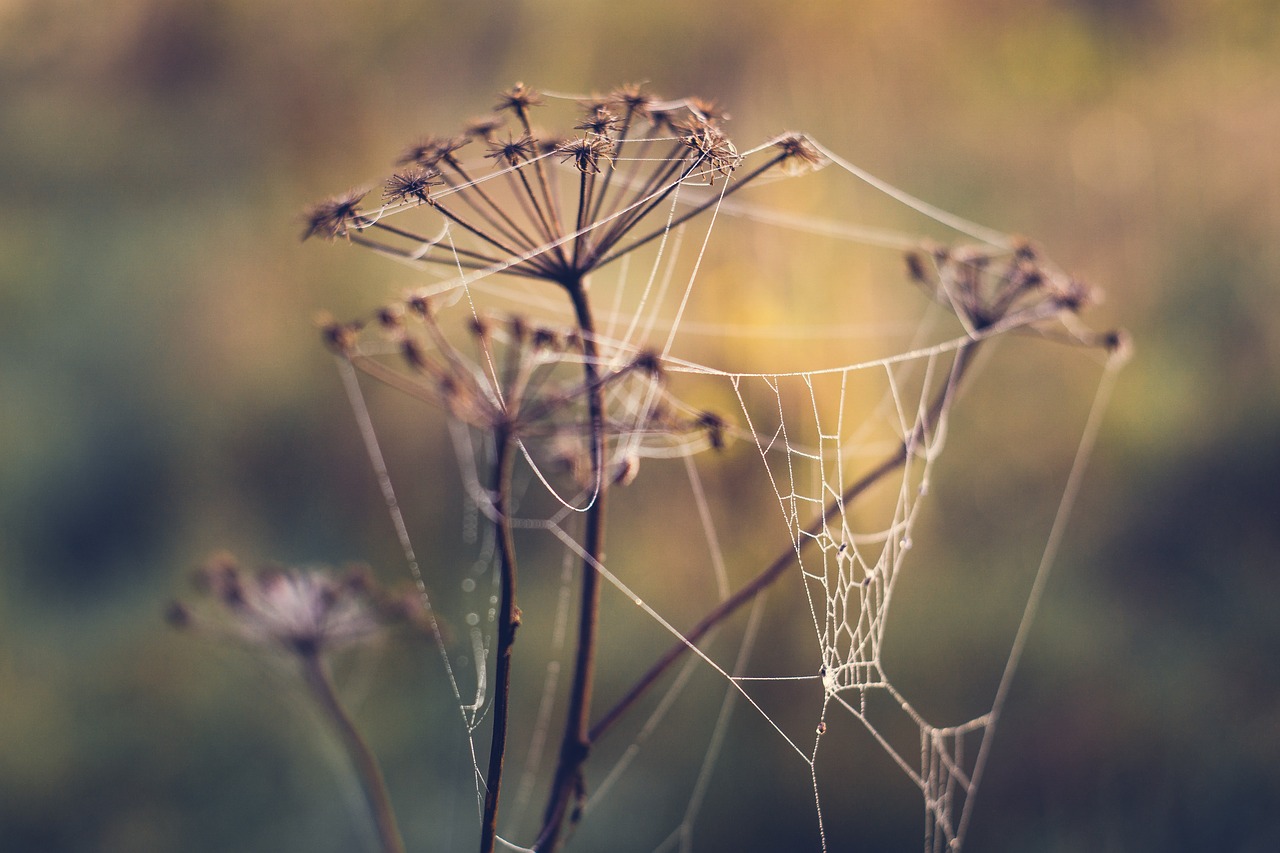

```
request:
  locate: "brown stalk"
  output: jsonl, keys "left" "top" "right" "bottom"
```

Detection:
{"left": 506, "top": 163, "right": 567, "bottom": 268}
{"left": 441, "top": 156, "right": 547, "bottom": 253}
{"left": 299, "top": 651, "right": 406, "bottom": 853}
{"left": 589, "top": 139, "right": 693, "bottom": 257}
{"left": 479, "top": 420, "right": 522, "bottom": 853}
{"left": 594, "top": 151, "right": 789, "bottom": 270}
{"left": 430, "top": 199, "right": 559, "bottom": 279}
{"left": 536, "top": 277, "right": 607, "bottom": 852}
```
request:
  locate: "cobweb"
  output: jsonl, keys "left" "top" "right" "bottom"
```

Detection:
{"left": 318, "top": 89, "right": 1127, "bottom": 852}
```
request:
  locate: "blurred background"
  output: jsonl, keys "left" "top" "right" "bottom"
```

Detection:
{"left": 2, "top": 0, "right": 1278, "bottom": 851}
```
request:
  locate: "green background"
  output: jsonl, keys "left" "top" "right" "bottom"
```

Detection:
{"left": 3, "top": 1, "right": 1278, "bottom": 851}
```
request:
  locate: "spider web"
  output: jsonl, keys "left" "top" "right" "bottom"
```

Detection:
{"left": 323, "top": 94, "right": 1126, "bottom": 852}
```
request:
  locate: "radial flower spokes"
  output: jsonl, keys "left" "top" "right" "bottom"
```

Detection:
{"left": 322, "top": 303, "right": 727, "bottom": 491}
{"left": 302, "top": 83, "right": 826, "bottom": 286}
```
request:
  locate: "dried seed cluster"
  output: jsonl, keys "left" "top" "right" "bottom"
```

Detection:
{"left": 303, "top": 83, "right": 824, "bottom": 288}
{"left": 322, "top": 304, "right": 726, "bottom": 487}
{"left": 168, "top": 553, "right": 427, "bottom": 658}
{"left": 905, "top": 241, "right": 1095, "bottom": 331}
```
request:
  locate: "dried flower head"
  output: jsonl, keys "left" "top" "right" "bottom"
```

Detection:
{"left": 171, "top": 553, "right": 423, "bottom": 658}
{"left": 575, "top": 106, "right": 620, "bottom": 138}
{"left": 463, "top": 116, "right": 505, "bottom": 141}
{"left": 773, "top": 132, "right": 827, "bottom": 174}
{"left": 696, "top": 411, "right": 728, "bottom": 451}
{"left": 608, "top": 83, "right": 655, "bottom": 119}
{"left": 384, "top": 167, "right": 444, "bottom": 205}
{"left": 303, "top": 83, "right": 812, "bottom": 286}
{"left": 495, "top": 82, "right": 544, "bottom": 116}
{"left": 486, "top": 134, "right": 537, "bottom": 167}
{"left": 905, "top": 239, "right": 1096, "bottom": 331}
{"left": 399, "top": 136, "right": 470, "bottom": 168}
{"left": 320, "top": 316, "right": 363, "bottom": 356}
{"left": 681, "top": 121, "right": 741, "bottom": 179}
{"left": 302, "top": 189, "right": 368, "bottom": 241}
{"left": 556, "top": 136, "right": 615, "bottom": 174}
{"left": 686, "top": 96, "right": 729, "bottom": 125}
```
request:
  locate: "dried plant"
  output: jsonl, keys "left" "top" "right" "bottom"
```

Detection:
{"left": 181, "top": 82, "right": 1122, "bottom": 853}
{"left": 169, "top": 554, "right": 428, "bottom": 853}
{"left": 300, "top": 83, "right": 838, "bottom": 853}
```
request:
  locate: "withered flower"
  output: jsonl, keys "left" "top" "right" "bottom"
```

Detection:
{"left": 494, "top": 82, "right": 544, "bottom": 117}
{"left": 463, "top": 116, "right": 504, "bottom": 141}
{"left": 486, "top": 134, "right": 537, "bottom": 167}
{"left": 302, "top": 82, "right": 824, "bottom": 285}
{"left": 680, "top": 120, "right": 741, "bottom": 179}
{"left": 171, "top": 553, "right": 424, "bottom": 658}
{"left": 608, "top": 83, "right": 655, "bottom": 119}
{"left": 905, "top": 239, "right": 1095, "bottom": 331}
{"left": 686, "top": 96, "right": 729, "bottom": 125}
{"left": 170, "top": 554, "right": 420, "bottom": 853}
{"left": 384, "top": 167, "right": 443, "bottom": 205}
{"left": 773, "top": 132, "right": 827, "bottom": 174}
{"left": 302, "top": 189, "right": 368, "bottom": 241}
{"left": 556, "top": 136, "right": 615, "bottom": 174}
{"left": 575, "top": 106, "right": 620, "bottom": 138}
{"left": 398, "top": 136, "right": 470, "bottom": 168}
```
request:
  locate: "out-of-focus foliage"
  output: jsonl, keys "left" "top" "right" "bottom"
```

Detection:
{"left": 2, "top": 0, "right": 1278, "bottom": 850}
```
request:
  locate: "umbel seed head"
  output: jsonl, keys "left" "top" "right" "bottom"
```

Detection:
{"left": 302, "top": 82, "right": 815, "bottom": 288}
{"left": 170, "top": 553, "right": 427, "bottom": 658}
{"left": 302, "top": 190, "right": 367, "bottom": 241}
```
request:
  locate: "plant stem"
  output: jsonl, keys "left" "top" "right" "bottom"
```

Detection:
{"left": 537, "top": 277, "right": 606, "bottom": 851}
{"left": 299, "top": 651, "right": 406, "bottom": 853}
{"left": 589, "top": 340, "right": 984, "bottom": 745}
{"left": 480, "top": 421, "right": 522, "bottom": 853}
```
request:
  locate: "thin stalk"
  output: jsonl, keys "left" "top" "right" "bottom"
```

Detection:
{"left": 589, "top": 340, "right": 983, "bottom": 745}
{"left": 583, "top": 108, "right": 632, "bottom": 228}
{"left": 480, "top": 421, "right": 522, "bottom": 853}
{"left": 590, "top": 141, "right": 694, "bottom": 259}
{"left": 510, "top": 165, "right": 565, "bottom": 265}
{"left": 595, "top": 151, "right": 789, "bottom": 270}
{"left": 299, "top": 651, "right": 406, "bottom": 853}
{"left": 537, "top": 277, "right": 606, "bottom": 852}
{"left": 366, "top": 222, "right": 515, "bottom": 267}
{"left": 430, "top": 199, "right": 559, "bottom": 279}
{"left": 346, "top": 233, "right": 549, "bottom": 279}
{"left": 590, "top": 130, "right": 663, "bottom": 241}
{"left": 512, "top": 107, "right": 567, "bottom": 253}
{"left": 443, "top": 156, "right": 546, "bottom": 252}
{"left": 570, "top": 167, "right": 593, "bottom": 271}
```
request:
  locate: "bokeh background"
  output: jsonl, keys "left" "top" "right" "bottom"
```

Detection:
{"left": 3, "top": 0, "right": 1278, "bottom": 851}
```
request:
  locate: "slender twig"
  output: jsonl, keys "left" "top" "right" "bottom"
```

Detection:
{"left": 589, "top": 144, "right": 698, "bottom": 263}
{"left": 480, "top": 421, "right": 522, "bottom": 853}
{"left": 511, "top": 106, "right": 568, "bottom": 260}
{"left": 299, "top": 651, "right": 406, "bottom": 853}
{"left": 431, "top": 199, "right": 559, "bottom": 279}
{"left": 537, "top": 277, "right": 607, "bottom": 852}
{"left": 594, "top": 151, "right": 788, "bottom": 269}
{"left": 442, "top": 156, "right": 546, "bottom": 253}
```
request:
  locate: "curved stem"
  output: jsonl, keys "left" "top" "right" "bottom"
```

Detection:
{"left": 537, "top": 277, "right": 606, "bottom": 851}
{"left": 299, "top": 652, "right": 406, "bottom": 853}
{"left": 480, "top": 422, "right": 521, "bottom": 853}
